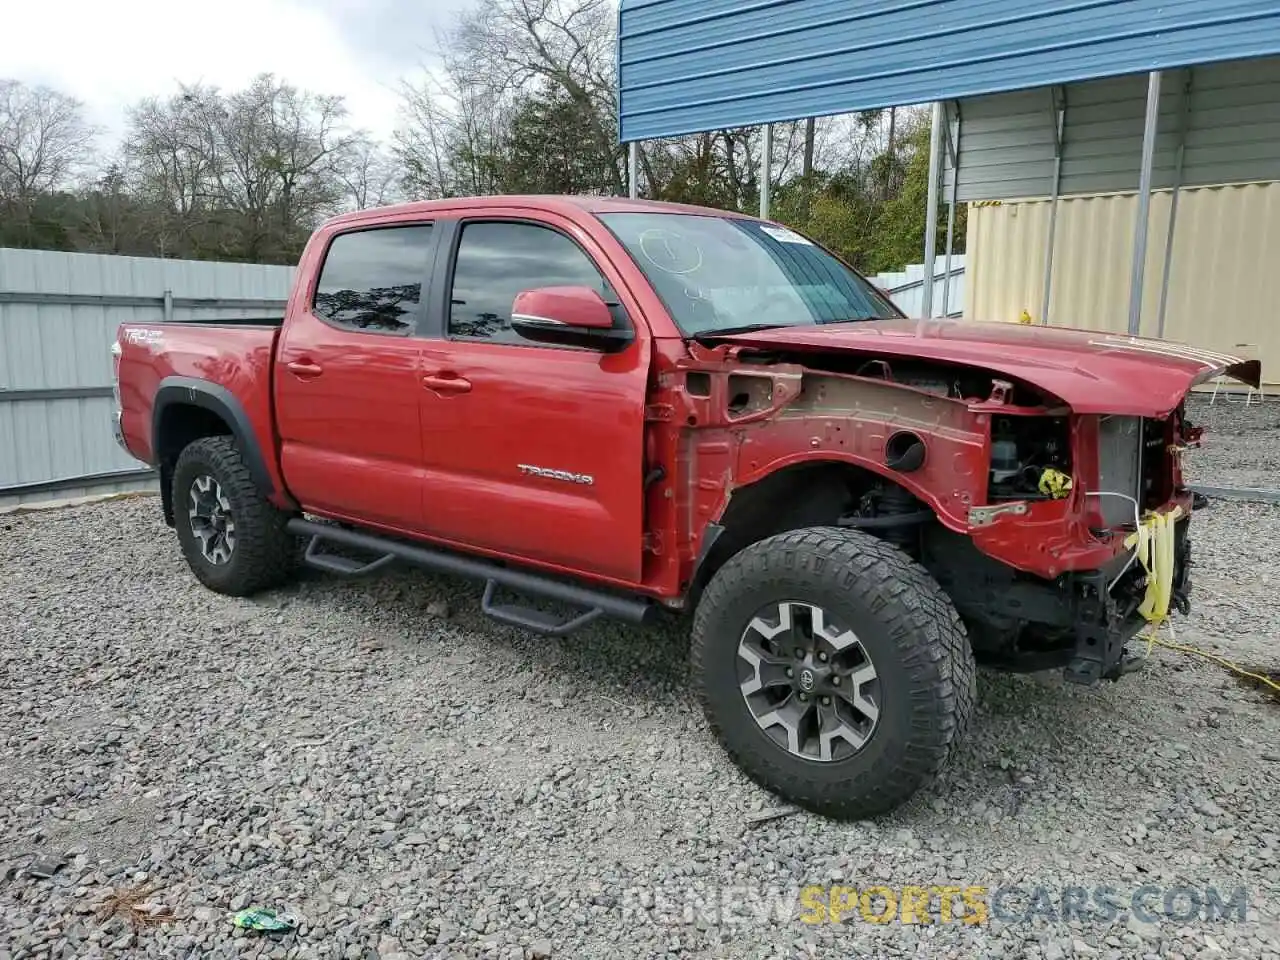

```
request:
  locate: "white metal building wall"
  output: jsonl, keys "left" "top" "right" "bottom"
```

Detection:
{"left": 0, "top": 249, "right": 294, "bottom": 505}
{"left": 869, "top": 258, "right": 966, "bottom": 319}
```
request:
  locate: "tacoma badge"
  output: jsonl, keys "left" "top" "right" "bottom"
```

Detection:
{"left": 517, "top": 464, "right": 594, "bottom": 486}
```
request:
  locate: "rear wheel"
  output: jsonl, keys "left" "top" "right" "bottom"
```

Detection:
{"left": 172, "top": 436, "right": 298, "bottom": 596}
{"left": 691, "top": 526, "right": 975, "bottom": 819}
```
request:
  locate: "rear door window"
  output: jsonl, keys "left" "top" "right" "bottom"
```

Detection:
{"left": 313, "top": 225, "right": 435, "bottom": 334}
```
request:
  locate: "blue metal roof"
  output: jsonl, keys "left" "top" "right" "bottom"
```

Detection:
{"left": 618, "top": 0, "right": 1280, "bottom": 142}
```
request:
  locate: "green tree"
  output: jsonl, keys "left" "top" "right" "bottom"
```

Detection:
{"left": 766, "top": 119, "right": 961, "bottom": 276}
{"left": 498, "top": 90, "right": 617, "bottom": 195}
{"left": 869, "top": 123, "right": 963, "bottom": 275}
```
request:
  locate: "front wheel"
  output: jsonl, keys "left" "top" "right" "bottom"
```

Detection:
{"left": 690, "top": 526, "right": 975, "bottom": 819}
{"left": 172, "top": 436, "right": 298, "bottom": 596}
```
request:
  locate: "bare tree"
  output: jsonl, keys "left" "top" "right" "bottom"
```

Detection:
{"left": 340, "top": 137, "right": 400, "bottom": 210}
{"left": 390, "top": 2, "right": 864, "bottom": 212}
{"left": 0, "top": 22, "right": 935, "bottom": 272}
{"left": 121, "top": 74, "right": 359, "bottom": 261}
{"left": 395, "top": 61, "right": 523, "bottom": 200}
{"left": 213, "top": 74, "right": 358, "bottom": 259}
{"left": 802, "top": 118, "right": 816, "bottom": 179}
{"left": 76, "top": 162, "right": 152, "bottom": 255}
{"left": 451, "top": 81, "right": 511, "bottom": 195}
{"left": 393, "top": 73, "right": 458, "bottom": 198}
{"left": 0, "top": 79, "right": 97, "bottom": 205}
{"left": 124, "top": 84, "right": 225, "bottom": 255}
{"left": 446, "top": 0, "right": 624, "bottom": 195}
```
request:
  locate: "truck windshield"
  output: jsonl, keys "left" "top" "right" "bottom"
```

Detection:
{"left": 597, "top": 212, "right": 901, "bottom": 336}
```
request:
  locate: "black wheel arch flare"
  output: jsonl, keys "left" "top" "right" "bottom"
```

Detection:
{"left": 152, "top": 376, "right": 276, "bottom": 524}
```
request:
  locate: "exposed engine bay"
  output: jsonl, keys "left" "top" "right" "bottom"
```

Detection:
{"left": 686, "top": 341, "right": 1203, "bottom": 684}
{"left": 785, "top": 353, "right": 1198, "bottom": 682}
{"left": 763, "top": 351, "right": 1083, "bottom": 506}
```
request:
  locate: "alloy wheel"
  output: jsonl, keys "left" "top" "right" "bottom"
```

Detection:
{"left": 736, "top": 600, "right": 880, "bottom": 762}
{"left": 188, "top": 475, "right": 236, "bottom": 565}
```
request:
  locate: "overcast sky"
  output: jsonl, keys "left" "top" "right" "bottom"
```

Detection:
{"left": 2, "top": 0, "right": 473, "bottom": 144}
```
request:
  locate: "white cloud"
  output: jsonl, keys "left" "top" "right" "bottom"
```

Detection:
{"left": 0, "top": 0, "right": 456, "bottom": 147}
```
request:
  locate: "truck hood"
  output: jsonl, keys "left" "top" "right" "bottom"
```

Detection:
{"left": 712, "top": 318, "right": 1262, "bottom": 417}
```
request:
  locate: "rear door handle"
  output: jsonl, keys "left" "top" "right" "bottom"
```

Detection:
{"left": 422, "top": 373, "right": 472, "bottom": 395}
{"left": 287, "top": 360, "right": 324, "bottom": 379}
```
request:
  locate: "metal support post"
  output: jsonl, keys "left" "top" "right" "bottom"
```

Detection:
{"left": 1128, "top": 70, "right": 1162, "bottom": 336}
{"left": 1157, "top": 71, "right": 1192, "bottom": 339}
{"left": 759, "top": 124, "right": 773, "bottom": 219}
{"left": 921, "top": 101, "right": 944, "bottom": 318}
{"left": 1041, "top": 86, "right": 1065, "bottom": 325}
{"left": 941, "top": 102, "right": 961, "bottom": 318}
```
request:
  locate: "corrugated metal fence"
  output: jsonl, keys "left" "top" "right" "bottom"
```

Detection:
{"left": 0, "top": 249, "right": 293, "bottom": 506}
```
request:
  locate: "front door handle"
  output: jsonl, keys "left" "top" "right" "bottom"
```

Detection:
{"left": 422, "top": 373, "right": 472, "bottom": 395}
{"left": 287, "top": 359, "right": 324, "bottom": 379}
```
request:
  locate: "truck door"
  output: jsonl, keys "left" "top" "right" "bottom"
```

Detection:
{"left": 417, "top": 215, "right": 650, "bottom": 584}
{"left": 275, "top": 222, "right": 437, "bottom": 530}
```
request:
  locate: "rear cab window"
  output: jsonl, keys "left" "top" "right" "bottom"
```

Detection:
{"left": 313, "top": 224, "right": 435, "bottom": 334}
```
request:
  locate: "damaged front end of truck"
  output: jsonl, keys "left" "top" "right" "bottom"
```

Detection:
{"left": 657, "top": 321, "right": 1261, "bottom": 685}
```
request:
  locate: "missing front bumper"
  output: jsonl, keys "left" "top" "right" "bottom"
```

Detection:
{"left": 1063, "top": 518, "right": 1192, "bottom": 684}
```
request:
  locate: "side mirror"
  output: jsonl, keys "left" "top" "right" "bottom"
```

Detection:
{"left": 510, "top": 286, "right": 633, "bottom": 352}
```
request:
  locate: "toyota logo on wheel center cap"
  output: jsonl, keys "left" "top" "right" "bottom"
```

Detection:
{"left": 798, "top": 669, "right": 816, "bottom": 692}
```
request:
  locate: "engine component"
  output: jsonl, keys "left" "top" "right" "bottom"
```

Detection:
{"left": 990, "top": 439, "right": 1020, "bottom": 483}
{"left": 837, "top": 484, "right": 932, "bottom": 554}
{"left": 986, "top": 416, "right": 1072, "bottom": 502}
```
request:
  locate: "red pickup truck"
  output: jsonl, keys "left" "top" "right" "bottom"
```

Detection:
{"left": 113, "top": 195, "right": 1259, "bottom": 818}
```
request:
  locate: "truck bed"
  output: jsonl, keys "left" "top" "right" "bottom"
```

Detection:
{"left": 116, "top": 321, "right": 284, "bottom": 495}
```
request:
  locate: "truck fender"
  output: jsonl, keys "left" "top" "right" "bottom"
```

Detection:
{"left": 152, "top": 376, "right": 276, "bottom": 502}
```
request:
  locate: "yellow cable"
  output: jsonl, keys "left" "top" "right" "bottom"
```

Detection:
{"left": 1144, "top": 633, "right": 1280, "bottom": 695}
{"left": 1116, "top": 505, "right": 1279, "bottom": 695}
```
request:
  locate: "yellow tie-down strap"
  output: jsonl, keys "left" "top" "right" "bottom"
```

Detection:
{"left": 1123, "top": 506, "right": 1183, "bottom": 626}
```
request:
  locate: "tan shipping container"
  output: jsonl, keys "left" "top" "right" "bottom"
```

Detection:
{"left": 964, "top": 182, "right": 1279, "bottom": 385}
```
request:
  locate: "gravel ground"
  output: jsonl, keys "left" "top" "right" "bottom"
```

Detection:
{"left": 1184, "top": 395, "right": 1280, "bottom": 490}
{"left": 2, "top": 443, "right": 1279, "bottom": 959}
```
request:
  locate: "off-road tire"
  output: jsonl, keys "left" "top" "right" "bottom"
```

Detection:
{"left": 691, "top": 526, "right": 976, "bottom": 819}
{"left": 172, "top": 436, "right": 298, "bottom": 596}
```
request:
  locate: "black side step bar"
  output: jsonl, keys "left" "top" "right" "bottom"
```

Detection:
{"left": 480, "top": 581, "right": 604, "bottom": 637}
{"left": 303, "top": 535, "right": 396, "bottom": 577}
{"left": 288, "top": 518, "right": 654, "bottom": 636}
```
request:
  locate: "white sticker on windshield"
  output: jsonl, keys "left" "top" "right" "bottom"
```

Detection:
{"left": 760, "top": 225, "right": 813, "bottom": 245}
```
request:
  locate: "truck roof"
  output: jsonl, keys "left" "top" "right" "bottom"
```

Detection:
{"left": 324, "top": 195, "right": 754, "bottom": 229}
